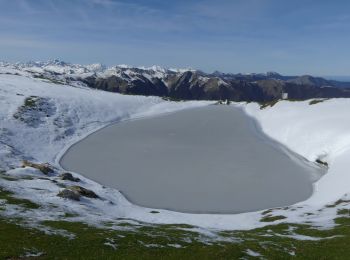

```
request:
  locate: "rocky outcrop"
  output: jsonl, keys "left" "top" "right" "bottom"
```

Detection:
{"left": 58, "top": 189, "right": 80, "bottom": 201}
{"left": 60, "top": 173, "right": 80, "bottom": 182}
{"left": 68, "top": 186, "right": 99, "bottom": 199}
{"left": 83, "top": 75, "right": 168, "bottom": 97}
{"left": 57, "top": 185, "right": 99, "bottom": 201}
{"left": 22, "top": 160, "right": 54, "bottom": 175}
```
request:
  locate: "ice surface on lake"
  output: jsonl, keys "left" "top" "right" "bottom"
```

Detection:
{"left": 61, "top": 106, "right": 323, "bottom": 214}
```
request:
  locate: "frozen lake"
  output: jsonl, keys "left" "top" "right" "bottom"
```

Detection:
{"left": 60, "top": 105, "right": 323, "bottom": 214}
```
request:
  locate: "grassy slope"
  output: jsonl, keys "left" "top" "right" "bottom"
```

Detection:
{"left": 1, "top": 180, "right": 350, "bottom": 259}
{"left": 1, "top": 194, "right": 350, "bottom": 260}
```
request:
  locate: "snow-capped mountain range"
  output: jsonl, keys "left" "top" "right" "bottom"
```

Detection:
{"left": 1, "top": 59, "right": 350, "bottom": 101}
{"left": 0, "top": 59, "right": 193, "bottom": 79}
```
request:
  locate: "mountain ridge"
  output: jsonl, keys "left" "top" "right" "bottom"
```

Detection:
{"left": 1, "top": 60, "right": 350, "bottom": 102}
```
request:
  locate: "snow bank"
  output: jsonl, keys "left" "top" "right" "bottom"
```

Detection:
{"left": 245, "top": 100, "right": 350, "bottom": 206}
{"left": 245, "top": 100, "right": 350, "bottom": 164}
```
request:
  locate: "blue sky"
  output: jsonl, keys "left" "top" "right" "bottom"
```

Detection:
{"left": 0, "top": 0, "right": 350, "bottom": 75}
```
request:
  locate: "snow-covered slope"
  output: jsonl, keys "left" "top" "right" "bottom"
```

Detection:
{"left": 245, "top": 100, "right": 350, "bottom": 205}
{"left": 1, "top": 72, "right": 350, "bottom": 233}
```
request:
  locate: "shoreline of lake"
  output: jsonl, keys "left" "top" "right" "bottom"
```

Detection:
{"left": 60, "top": 105, "right": 325, "bottom": 214}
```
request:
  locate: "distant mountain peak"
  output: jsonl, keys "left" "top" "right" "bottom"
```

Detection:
{"left": 266, "top": 71, "right": 281, "bottom": 77}
{"left": 47, "top": 58, "right": 67, "bottom": 66}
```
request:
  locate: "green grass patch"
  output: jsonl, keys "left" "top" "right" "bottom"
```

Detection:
{"left": 0, "top": 219, "right": 249, "bottom": 259}
{"left": 326, "top": 199, "right": 350, "bottom": 208}
{"left": 63, "top": 212, "right": 80, "bottom": 218}
{"left": 260, "top": 215, "right": 287, "bottom": 222}
{"left": 0, "top": 188, "right": 40, "bottom": 209}
{"left": 0, "top": 215, "right": 350, "bottom": 259}
{"left": 338, "top": 209, "right": 350, "bottom": 216}
{"left": 261, "top": 208, "right": 274, "bottom": 215}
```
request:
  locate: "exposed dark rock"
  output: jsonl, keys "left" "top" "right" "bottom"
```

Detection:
{"left": 82, "top": 74, "right": 168, "bottom": 97}
{"left": 68, "top": 186, "right": 99, "bottom": 199}
{"left": 58, "top": 189, "right": 81, "bottom": 201}
{"left": 22, "top": 160, "right": 54, "bottom": 175}
{"left": 60, "top": 172, "right": 80, "bottom": 182}
{"left": 309, "top": 99, "right": 328, "bottom": 105}
{"left": 316, "top": 159, "right": 329, "bottom": 167}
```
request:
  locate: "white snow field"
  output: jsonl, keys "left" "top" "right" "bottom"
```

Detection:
{"left": 1, "top": 67, "right": 350, "bottom": 233}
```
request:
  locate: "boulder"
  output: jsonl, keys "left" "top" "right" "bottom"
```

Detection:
{"left": 57, "top": 189, "right": 80, "bottom": 201}
{"left": 68, "top": 186, "right": 99, "bottom": 199}
{"left": 316, "top": 159, "right": 329, "bottom": 167}
{"left": 22, "top": 160, "right": 54, "bottom": 175}
{"left": 60, "top": 172, "right": 80, "bottom": 182}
